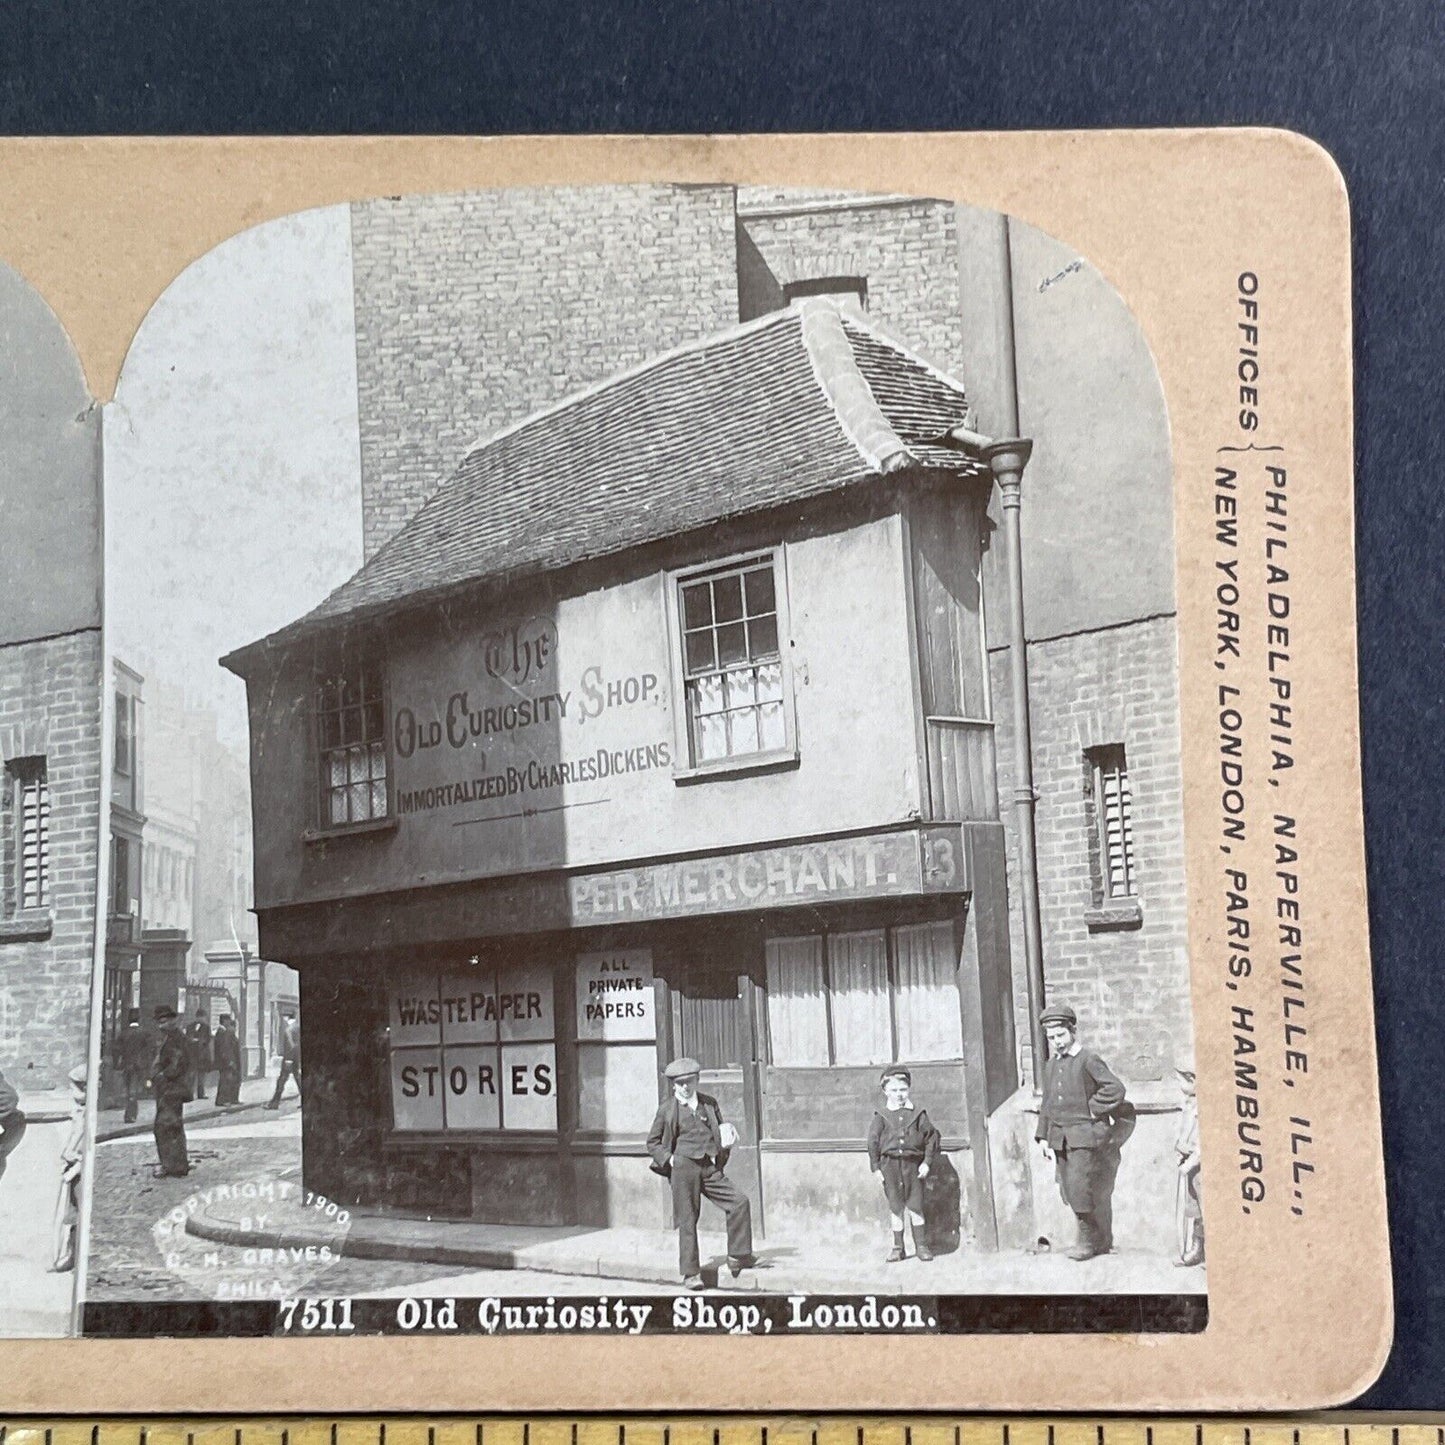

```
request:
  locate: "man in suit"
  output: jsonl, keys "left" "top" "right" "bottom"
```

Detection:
{"left": 646, "top": 1056, "right": 754, "bottom": 1290}
{"left": 186, "top": 1007, "right": 213, "bottom": 1103}
{"left": 115, "top": 1008, "right": 150, "bottom": 1123}
{"left": 266, "top": 1014, "right": 300, "bottom": 1109}
{"left": 1035, "top": 1002, "right": 1128, "bottom": 1261}
{"left": 150, "top": 1004, "right": 191, "bottom": 1178}
{"left": 212, "top": 1015, "right": 243, "bottom": 1107}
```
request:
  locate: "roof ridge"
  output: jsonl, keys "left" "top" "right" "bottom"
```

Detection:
{"left": 796, "top": 298, "right": 912, "bottom": 474}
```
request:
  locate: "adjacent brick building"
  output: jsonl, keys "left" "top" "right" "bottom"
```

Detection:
{"left": 0, "top": 262, "right": 103, "bottom": 1095}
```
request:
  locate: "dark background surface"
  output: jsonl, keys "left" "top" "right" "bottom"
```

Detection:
{"left": 1, "top": 0, "right": 1440, "bottom": 1409}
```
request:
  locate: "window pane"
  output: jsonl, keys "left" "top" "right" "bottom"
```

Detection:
{"left": 716, "top": 621, "right": 747, "bottom": 667}
{"left": 347, "top": 745, "right": 368, "bottom": 783}
{"left": 765, "top": 936, "right": 829, "bottom": 1065}
{"left": 713, "top": 574, "right": 744, "bottom": 623}
{"left": 691, "top": 673, "right": 724, "bottom": 717}
{"left": 320, "top": 711, "right": 342, "bottom": 749}
{"left": 364, "top": 700, "right": 385, "bottom": 739}
{"left": 328, "top": 788, "right": 349, "bottom": 826}
{"left": 348, "top": 782, "right": 369, "bottom": 818}
{"left": 747, "top": 613, "right": 778, "bottom": 657}
{"left": 697, "top": 711, "right": 728, "bottom": 761}
{"left": 369, "top": 740, "right": 386, "bottom": 778}
{"left": 756, "top": 660, "right": 783, "bottom": 701}
{"left": 744, "top": 565, "right": 775, "bottom": 617}
{"left": 893, "top": 921, "right": 963, "bottom": 1060}
{"left": 371, "top": 780, "right": 388, "bottom": 815}
{"left": 827, "top": 931, "right": 891, "bottom": 1065}
{"left": 727, "top": 707, "right": 760, "bottom": 756}
{"left": 724, "top": 667, "right": 757, "bottom": 708}
{"left": 758, "top": 701, "right": 786, "bottom": 751}
{"left": 684, "top": 630, "right": 716, "bottom": 675}
{"left": 682, "top": 581, "right": 713, "bottom": 629}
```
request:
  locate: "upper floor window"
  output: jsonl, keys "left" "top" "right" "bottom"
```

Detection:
{"left": 315, "top": 657, "right": 390, "bottom": 829}
{"left": 112, "top": 689, "right": 139, "bottom": 812}
{"left": 1084, "top": 743, "right": 1143, "bottom": 928}
{"left": 7, "top": 757, "right": 49, "bottom": 911}
{"left": 670, "top": 550, "right": 795, "bottom": 776}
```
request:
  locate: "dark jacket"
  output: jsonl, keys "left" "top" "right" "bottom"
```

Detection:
{"left": 151, "top": 1029, "right": 192, "bottom": 1102}
{"left": 1036, "top": 1046, "right": 1127, "bottom": 1150}
{"left": 867, "top": 1104, "right": 942, "bottom": 1170}
{"left": 213, "top": 1026, "right": 243, "bottom": 1076}
{"left": 186, "top": 1019, "right": 213, "bottom": 1069}
{"left": 646, "top": 1093, "right": 731, "bottom": 1178}
{"left": 280, "top": 1018, "right": 300, "bottom": 1065}
{"left": 116, "top": 1024, "right": 151, "bottom": 1075}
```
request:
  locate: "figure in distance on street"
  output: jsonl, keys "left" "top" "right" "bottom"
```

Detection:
{"left": 1035, "top": 1002, "right": 1129, "bottom": 1261}
{"left": 149, "top": 1003, "right": 191, "bottom": 1178}
{"left": 266, "top": 1014, "right": 300, "bottom": 1109}
{"left": 646, "top": 1055, "right": 755, "bottom": 1290}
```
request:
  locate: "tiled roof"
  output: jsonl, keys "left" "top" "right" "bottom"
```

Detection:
{"left": 231, "top": 299, "right": 985, "bottom": 660}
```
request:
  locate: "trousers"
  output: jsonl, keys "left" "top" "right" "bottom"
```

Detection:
{"left": 878, "top": 1156, "right": 924, "bottom": 1216}
{"left": 669, "top": 1154, "right": 753, "bottom": 1277}
{"left": 268, "top": 1058, "right": 299, "bottom": 1106}
{"left": 153, "top": 1093, "right": 189, "bottom": 1176}
{"left": 1055, "top": 1142, "right": 1121, "bottom": 1249}
{"left": 122, "top": 1069, "right": 144, "bottom": 1123}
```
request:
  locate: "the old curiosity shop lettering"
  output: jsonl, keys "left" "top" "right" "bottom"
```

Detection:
{"left": 393, "top": 663, "right": 660, "bottom": 760}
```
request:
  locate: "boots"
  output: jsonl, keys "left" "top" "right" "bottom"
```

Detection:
{"left": 1066, "top": 1213, "right": 1102, "bottom": 1261}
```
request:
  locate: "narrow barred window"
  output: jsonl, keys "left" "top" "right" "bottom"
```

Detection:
{"left": 1089, "top": 744, "right": 1137, "bottom": 900}
{"left": 15, "top": 759, "right": 49, "bottom": 908}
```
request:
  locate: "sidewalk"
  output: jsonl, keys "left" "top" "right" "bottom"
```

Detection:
{"left": 96, "top": 1074, "right": 289, "bottom": 1141}
{"left": 184, "top": 1187, "right": 1206, "bottom": 1297}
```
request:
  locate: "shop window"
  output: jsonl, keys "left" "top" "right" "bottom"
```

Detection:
{"left": 1084, "top": 744, "right": 1143, "bottom": 928}
{"left": 314, "top": 657, "right": 390, "bottom": 829}
{"left": 386, "top": 962, "right": 556, "bottom": 1133}
{"left": 669, "top": 549, "right": 796, "bottom": 777}
{"left": 765, "top": 919, "right": 962, "bottom": 1066}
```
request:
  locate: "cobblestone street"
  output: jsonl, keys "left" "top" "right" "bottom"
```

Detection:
{"left": 86, "top": 1104, "right": 306, "bottom": 1301}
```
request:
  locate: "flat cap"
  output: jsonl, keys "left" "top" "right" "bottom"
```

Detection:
{"left": 153, "top": 1004, "right": 178, "bottom": 1021}
{"left": 880, "top": 1065, "right": 912, "bottom": 1085}
{"left": 663, "top": 1056, "right": 702, "bottom": 1079}
{"left": 1039, "top": 1002, "right": 1077, "bottom": 1028}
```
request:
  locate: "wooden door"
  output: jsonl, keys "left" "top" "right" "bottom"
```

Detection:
{"left": 661, "top": 954, "right": 765, "bottom": 1236}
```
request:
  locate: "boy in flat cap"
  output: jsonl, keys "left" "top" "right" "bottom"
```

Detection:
{"left": 1036, "top": 1002, "right": 1127, "bottom": 1260}
{"left": 867, "top": 1065, "right": 941, "bottom": 1262}
{"left": 646, "top": 1056, "right": 754, "bottom": 1289}
{"left": 149, "top": 1004, "right": 191, "bottom": 1178}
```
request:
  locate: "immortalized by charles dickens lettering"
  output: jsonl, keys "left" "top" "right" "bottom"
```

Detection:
{"left": 83, "top": 177, "right": 1210, "bottom": 1336}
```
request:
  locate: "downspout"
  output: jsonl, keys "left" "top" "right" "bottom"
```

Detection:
{"left": 980, "top": 212, "right": 1048, "bottom": 1088}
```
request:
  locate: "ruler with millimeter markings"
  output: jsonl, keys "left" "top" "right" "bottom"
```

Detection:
{"left": 0, "top": 1422, "right": 1440, "bottom": 1445}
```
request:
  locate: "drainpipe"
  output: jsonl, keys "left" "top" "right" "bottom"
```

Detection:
{"left": 984, "top": 212, "right": 1048, "bottom": 1088}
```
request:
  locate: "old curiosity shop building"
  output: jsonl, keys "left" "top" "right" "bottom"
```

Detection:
{"left": 223, "top": 187, "right": 1193, "bottom": 1256}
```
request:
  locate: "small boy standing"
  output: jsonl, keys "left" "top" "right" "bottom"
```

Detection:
{"left": 867, "top": 1065, "right": 941, "bottom": 1262}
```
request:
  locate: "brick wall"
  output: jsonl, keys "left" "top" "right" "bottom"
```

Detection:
{"left": 0, "top": 629, "right": 103, "bottom": 1089}
{"left": 990, "top": 615, "right": 1191, "bottom": 1085}
{"left": 350, "top": 184, "right": 741, "bottom": 559}
{"left": 736, "top": 197, "right": 966, "bottom": 377}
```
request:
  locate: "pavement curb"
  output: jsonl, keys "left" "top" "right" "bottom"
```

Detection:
{"left": 97, "top": 1097, "right": 289, "bottom": 1143}
{"left": 182, "top": 1211, "right": 688, "bottom": 1286}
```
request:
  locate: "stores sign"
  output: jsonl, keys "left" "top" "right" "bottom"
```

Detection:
{"left": 388, "top": 963, "right": 557, "bottom": 1133}
{"left": 575, "top": 949, "right": 656, "bottom": 1042}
